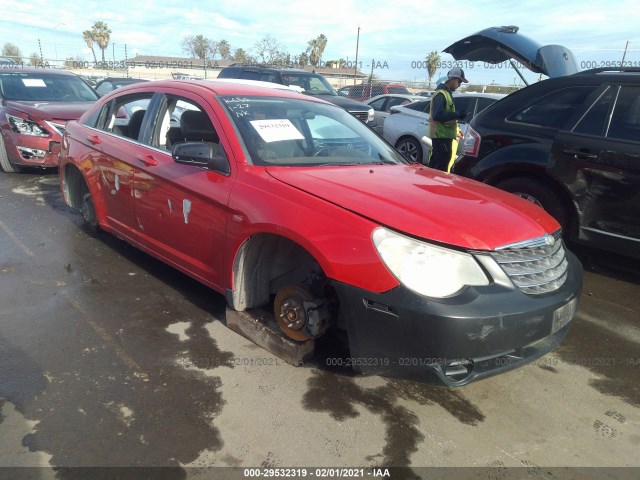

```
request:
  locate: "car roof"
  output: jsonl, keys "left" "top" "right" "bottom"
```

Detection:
{"left": 98, "top": 77, "right": 148, "bottom": 83}
{"left": 204, "top": 78, "right": 305, "bottom": 93}
{"left": 366, "top": 94, "right": 423, "bottom": 102}
{"left": 102, "top": 78, "right": 330, "bottom": 103}
{"left": 0, "top": 67, "right": 79, "bottom": 76}
{"left": 453, "top": 92, "right": 507, "bottom": 99}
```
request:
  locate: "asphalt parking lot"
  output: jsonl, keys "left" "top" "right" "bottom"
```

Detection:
{"left": 0, "top": 170, "right": 639, "bottom": 480}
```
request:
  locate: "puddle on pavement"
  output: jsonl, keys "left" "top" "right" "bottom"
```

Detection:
{"left": 555, "top": 316, "right": 640, "bottom": 407}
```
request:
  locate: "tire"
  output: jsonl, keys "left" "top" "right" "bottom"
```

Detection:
{"left": 0, "top": 134, "right": 21, "bottom": 173}
{"left": 395, "top": 136, "right": 423, "bottom": 164}
{"left": 496, "top": 177, "right": 570, "bottom": 233}
{"left": 81, "top": 191, "right": 100, "bottom": 234}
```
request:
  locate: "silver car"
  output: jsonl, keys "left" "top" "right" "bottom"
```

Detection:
{"left": 364, "top": 94, "right": 424, "bottom": 135}
{"left": 382, "top": 92, "right": 505, "bottom": 164}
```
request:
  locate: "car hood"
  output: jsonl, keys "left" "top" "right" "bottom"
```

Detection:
{"left": 310, "top": 93, "right": 371, "bottom": 111}
{"left": 6, "top": 101, "right": 95, "bottom": 120}
{"left": 443, "top": 26, "right": 578, "bottom": 78}
{"left": 266, "top": 165, "right": 559, "bottom": 251}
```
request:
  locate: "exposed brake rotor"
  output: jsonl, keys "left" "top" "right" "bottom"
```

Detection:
{"left": 274, "top": 285, "right": 314, "bottom": 341}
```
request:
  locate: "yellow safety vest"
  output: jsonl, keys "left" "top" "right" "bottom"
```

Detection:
{"left": 429, "top": 89, "right": 457, "bottom": 138}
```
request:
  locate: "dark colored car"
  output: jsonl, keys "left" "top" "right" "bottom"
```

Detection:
{"left": 217, "top": 64, "right": 374, "bottom": 125}
{"left": 94, "top": 77, "right": 149, "bottom": 95}
{"left": 59, "top": 79, "right": 581, "bottom": 386}
{"left": 448, "top": 27, "right": 640, "bottom": 259}
{"left": 0, "top": 68, "right": 99, "bottom": 172}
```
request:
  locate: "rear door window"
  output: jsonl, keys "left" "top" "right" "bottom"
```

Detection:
{"left": 508, "top": 86, "right": 596, "bottom": 129}
{"left": 573, "top": 87, "right": 617, "bottom": 137}
{"left": 606, "top": 86, "right": 640, "bottom": 142}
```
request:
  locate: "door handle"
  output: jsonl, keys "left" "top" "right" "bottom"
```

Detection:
{"left": 563, "top": 148, "right": 598, "bottom": 159}
{"left": 88, "top": 135, "right": 101, "bottom": 145}
{"left": 136, "top": 154, "right": 158, "bottom": 167}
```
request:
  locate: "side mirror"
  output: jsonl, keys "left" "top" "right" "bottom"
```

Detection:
{"left": 172, "top": 142, "right": 231, "bottom": 175}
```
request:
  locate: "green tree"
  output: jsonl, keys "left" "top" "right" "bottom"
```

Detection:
{"left": 425, "top": 51, "right": 440, "bottom": 88}
{"left": 91, "top": 21, "right": 111, "bottom": 62}
{"left": 297, "top": 51, "right": 309, "bottom": 67}
{"left": 232, "top": 48, "right": 249, "bottom": 63}
{"left": 2, "top": 43, "right": 22, "bottom": 62}
{"left": 218, "top": 39, "right": 231, "bottom": 60}
{"left": 182, "top": 34, "right": 214, "bottom": 59}
{"left": 307, "top": 34, "right": 328, "bottom": 67}
{"left": 82, "top": 30, "right": 98, "bottom": 64}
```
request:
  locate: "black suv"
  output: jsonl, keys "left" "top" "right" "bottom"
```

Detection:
{"left": 452, "top": 67, "right": 640, "bottom": 259}
{"left": 217, "top": 64, "right": 374, "bottom": 125}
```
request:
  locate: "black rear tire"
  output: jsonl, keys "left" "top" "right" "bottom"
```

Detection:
{"left": 81, "top": 192, "right": 100, "bottom": 235}
{"left": 496, "top": 177, "right": 570, "bottom": 234}
{"left": 0, "top": 135, "right": 21, "bottom": 173}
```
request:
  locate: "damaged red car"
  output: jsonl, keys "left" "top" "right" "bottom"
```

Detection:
{"left": 0, "top": 68, "right": 99, "bottom": 172}
{"left": 59, "top": 79, "right": 582, "bottom": 386}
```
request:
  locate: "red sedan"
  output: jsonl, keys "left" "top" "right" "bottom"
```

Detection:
{"left": 59, "top": 79, "right": 582, "bottom": 386}
{"left": 0, "top": 68, "right": 99, "bottom": 172}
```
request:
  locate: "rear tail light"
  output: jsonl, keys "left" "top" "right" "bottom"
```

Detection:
{"left": 463, "top": 125, "right": 481, "bottom": 157}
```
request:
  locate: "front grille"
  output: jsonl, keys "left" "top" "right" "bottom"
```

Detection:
{"left": 489, "top": 232, "right": 568, "bottom": 295}
{"left": 350, "top": 111, "right": 369, "bottom": 123}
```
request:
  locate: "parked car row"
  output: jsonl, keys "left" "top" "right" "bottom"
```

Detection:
{"left": 338, "top": 82, "right": 411, "bottom": 102}
{"left": 379, "top": 93, "right": 505, "bottom": 163}
{"left": 217, "top": 64, "right": 374, "bottom": 125}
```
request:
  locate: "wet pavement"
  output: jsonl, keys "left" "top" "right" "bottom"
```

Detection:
{"left": 0, "top": 170, "right": 639, "bottom": 479}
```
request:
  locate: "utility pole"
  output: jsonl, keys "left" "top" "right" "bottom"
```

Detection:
{"left": 38, "top": 39, "right": 44, "bottom": 64}
{"left": 354, "top": 26, "right": 360, "bottom": 85}
{"left": 621, "top": 41, "right": 630, "bottom": 67}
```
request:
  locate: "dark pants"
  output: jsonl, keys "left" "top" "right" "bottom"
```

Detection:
{"left": 429, "top": 138, "right": 454, "bottom": 171}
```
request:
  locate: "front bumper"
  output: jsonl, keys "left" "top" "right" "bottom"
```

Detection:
{"left": 2, "top": 131, "right": 62, "bottom": 168}
{"left": 333, "top": 250, "right": 583, "bottom": 386}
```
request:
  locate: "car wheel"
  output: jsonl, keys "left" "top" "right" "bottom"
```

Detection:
{"left": 395, "top": 136, "right": 422, "bottom": 164}
{"left": 0, "top": 135, "right": 21, "bottom": 173}
{"left": 81, "top": 192, "right": 99, "bottom": 234}
{"left": 496, "top": 177, "right": 570, "bottom": 233}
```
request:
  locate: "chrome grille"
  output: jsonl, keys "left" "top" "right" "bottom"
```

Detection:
{"left": 489, "top": 232, "right": 568, "bottom": 295}
{"left": 350, "top": 111, "right": 369, "bottom": 123}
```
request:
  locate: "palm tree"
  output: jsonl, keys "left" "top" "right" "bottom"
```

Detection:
{"left": 91, "top": 21, "right": 111, "bottom": 62}
{"left": 307, "top": 34, "right": 328, "bottom": 67}
{"left": 218, "top": 39, "right": 231, "bottom": 60}
{"left": 82, "top": 30, "right": 98, "bottom": 64}
{"left": 426, "top": 51, "right": 441, "bottom": 88}
{"left": 316, "top": 34, "right": 327, "bottom": 65}
{"left": 182, "top": 35, "right": 211, "bottom": 59}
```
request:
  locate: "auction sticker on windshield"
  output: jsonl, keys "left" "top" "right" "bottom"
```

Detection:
{"left": 250, "top": 119, "right": 304, "bottom": 142}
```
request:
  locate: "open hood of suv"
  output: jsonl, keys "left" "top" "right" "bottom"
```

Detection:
{"left": 443, "top": 26, "right": 578, "bottom": 78}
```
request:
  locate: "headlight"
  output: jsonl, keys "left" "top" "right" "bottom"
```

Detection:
{"left": 372, "top": 227, "right": 489, "bottom": 298}
{"left": 367, "top": 108, "right": 374, "bottom": 123}
{"left": 6, "top": 114, "right": 49, "bottom": 137}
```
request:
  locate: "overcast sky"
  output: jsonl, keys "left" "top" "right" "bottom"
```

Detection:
{"left": 1, "top": 0, "right": 639, "bottom": 86}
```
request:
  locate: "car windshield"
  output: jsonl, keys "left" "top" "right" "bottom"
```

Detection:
{"left": 219, "top": 95, "right": 408, "bottom": 167}
{"left": 0, "top": 72, "right": 99, "bottom": 101}
{"left": 280, "top": 73, "right": 336, "bottom": 95}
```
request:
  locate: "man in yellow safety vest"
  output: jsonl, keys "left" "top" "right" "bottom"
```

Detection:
{"left": 428, "top": 67, "right": 468, "bottom": 171}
